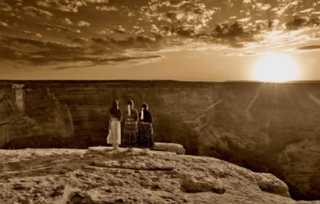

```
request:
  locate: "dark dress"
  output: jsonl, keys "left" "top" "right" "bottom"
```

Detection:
{"left": 122, "top": 108, "right": 138, "bottom": 147}
{"left": 136, "top": 110, "right": 155, "bottom": 148}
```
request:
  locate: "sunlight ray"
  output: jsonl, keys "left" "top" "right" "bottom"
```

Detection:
{"left": 243, "top": 92, "right": 260, "bottom": 122}
{"left": 204, "top": 99, "right": 223, "bottom": 111}
{"left": 308, "top": 93, "right": 320, "bottom": 106}
{"left": 245, "top": 92, "right": 260, "bottom": 111}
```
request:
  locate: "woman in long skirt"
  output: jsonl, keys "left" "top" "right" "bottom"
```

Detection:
{"left": 122, "top": 100, "right": 139, "bottom": 151}
{"left": 136, "top": 103, "right": 155, "bottom": 154}
{"left": 107, "top": 100, "right": 122, "bottom": 150}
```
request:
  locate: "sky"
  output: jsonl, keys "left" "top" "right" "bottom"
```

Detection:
{"left": 1, "top": 0, "right": 320, "bottom": 81}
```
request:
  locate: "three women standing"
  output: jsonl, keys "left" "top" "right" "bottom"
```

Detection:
{"left": 107, "top": 100, "right": 122, "bottom": 150}
{"left": 107, "top": 100, "right": 155, "bottom": 152}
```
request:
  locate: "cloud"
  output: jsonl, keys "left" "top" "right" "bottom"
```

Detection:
{"left": 175, "top": 26, "right": 195, "bottom": 37}
{"left": 0, "top": 2, "right": 13, "bottom": 12}
{"left": 286, "top": 16, "right": 320, "bottom": 30}
{"left": 260, "top": 4, "right": 271, "bottom": 11}
{"left": 36, "top": 0, "right": 79, "bottom": 12}
{"left": 95, "top": 5, "right": 118, "bottom": 11}
{"left": 36, "top": 1, "right": 51, "bottom": 8}
{"left": 212, "top": 21, "right": 255, "bottom": 39}
{"left": 139, "top": 0, "right": 216, "bottom": 36}
{"left": 0, "top": 37, "right": 86, "bottom": 65}
{"left": 17, "top": 29, "right": 42, "bottom": 38}
{"left": 297, "top": 45, "right": 320, "bottom": 50}
{"left": 150, "top": 24, "right": 160, "bottom": 34}
{"left": 114, "top": 25, "right": 125, "bottom": 34}
{"left": 98, "top": 25, "right": 126, "bottom": 35}
{"left": 23, "top": 6, "right": 53, "bottom": 19}
{"left": 85, "top": 0, "right": 109, "bottom": 3}
{"left": 56, "top": 5, "right": 78, "bottom": 13}
{"left": 18, "top": 29, "right": 33, "bottom": 35}
{"left": 4, "top": 0, "right": 320, "bottom": 70}
{"left": 72, "top": 38, "right": 89, "bottom": 44}
{"left": 237, "top": 17, "right": 251, "bottom": 23}
{"left": 91, "top": 34, "right": 163, "bottom": 53}
{"left": 77, "top": 21, "right": 90, "bottom": 27}
{"left": 285, "top": 16, "right": 309, "bottom": 30}
{"left": 52, "top": 54, "right": 162, "bottom": 70}
{"left": 110, "top": 37, "right": 135, "bottom": 47}
{"left": 38, "top": 23, "right": 79, "bottom": 33}
{"left": 222, "top": 51, "right": 259, "bottom": 56}
{"left": 36, "top": 0, "right": 112, "bottom": 13}
{"left": 300, "top": 8, "right": 314, "bottom": 14}
{"left": 135, "top": 36, "right": 154, "bottom": 44}
{"left": 0, "top": 21, "right": 9, "bottom": 27}
{"left": 64, "top": 18, "right": 73, "bottom": 25}
{"left": 91, "top": 38, "right": 111, "bottom": 46}
{"left": 0, "top": 35, "right": 162, "bottom": 70}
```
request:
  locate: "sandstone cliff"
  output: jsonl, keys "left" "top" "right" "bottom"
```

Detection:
{"left": 1, "top": 80, "right": 320, "bottom": 200}
{"left": 0, "top": 147, "right": 319, "bottom": 204}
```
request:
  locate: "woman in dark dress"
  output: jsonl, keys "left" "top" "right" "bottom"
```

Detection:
{"left": 122, "top": 100, "right": 139, "bottom": 151}
{"left": 136, "top": 103, "right": 155, "bottom": 154}
{"left": 107, "top": 100, "right": 122, "bottom": 150}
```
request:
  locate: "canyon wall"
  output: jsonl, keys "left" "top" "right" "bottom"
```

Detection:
{"left": 1, "top": 80, "right": 320, "bottom": 200}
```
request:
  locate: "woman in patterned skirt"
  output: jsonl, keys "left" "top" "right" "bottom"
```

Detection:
{"left": 136, "top": 103, "right": 155, "bottom": 154}
{"left": 122, "top": 100, "right": 139, "bottom": 151}
{"left": 107, "top": 100, "right": 122, "bottom": 150}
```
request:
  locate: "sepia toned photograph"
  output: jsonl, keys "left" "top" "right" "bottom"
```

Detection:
{"left": 1, "top": 0, "right": 320, "bottom": 203}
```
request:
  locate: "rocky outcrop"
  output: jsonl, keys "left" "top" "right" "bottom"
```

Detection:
{"left": 256, "top": 173, "right": 290, "bottom": 198}
{"left": 0, "top": 85, "right": 74, "bottom": 149}
{"left": 2, "top": 81, "right": 320, "bottom": 200}
{"left": 0, "top": 147, "right": 318, "bottom": 204}
{"left": 152, "top": 142, "right": 186, "bottom": 154}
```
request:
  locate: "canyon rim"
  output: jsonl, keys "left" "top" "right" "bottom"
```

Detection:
{"left": 1, "top": 80, "right": 320, "bottom": 200}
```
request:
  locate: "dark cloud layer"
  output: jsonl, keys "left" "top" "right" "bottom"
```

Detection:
{"left": 53, "top": 55, "right": 162, "bottom": 70}
{"left": 286, "top": 16, "right": 320, "bottom": 30}
{"left": 0, "top": 36, "right": 162, "bottom": 69}
{"left": 297, "top": 45, "right": 320, "bottom": 50}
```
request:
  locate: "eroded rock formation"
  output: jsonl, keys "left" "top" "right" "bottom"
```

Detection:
{"left": 1, "top": 80, "right": 320, "bottom": 200}
{"left": 0, "top": 147, "right": 318, "bottom": 204}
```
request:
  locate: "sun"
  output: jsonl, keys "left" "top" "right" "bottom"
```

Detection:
{"left": 254, "top": 54, "right": 299, "bottom": 82}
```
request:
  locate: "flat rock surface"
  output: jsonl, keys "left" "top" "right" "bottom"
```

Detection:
{"left": 152, "top": 142, "right": 186, "bottom": 154}
{"left": 0, "top": 147, "right": 318, "bottom": 204}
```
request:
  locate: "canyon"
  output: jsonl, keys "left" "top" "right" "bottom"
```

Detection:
{"left": 0, "top": 80, "right": 320, "bottom": 200}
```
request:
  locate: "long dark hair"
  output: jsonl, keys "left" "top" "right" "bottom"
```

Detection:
{"left": 128, "top": 100, "right": 134, "bottom": 108}
{"left": 142, "top": 103, "right": 148, "bottom": 110}
{"left": 140, "top": 103, "right": 152, "bottom": 122}
{"left": 110, "top": 100, "right": 119, "bottom": 115}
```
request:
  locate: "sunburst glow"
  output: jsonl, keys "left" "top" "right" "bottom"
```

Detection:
{"left": 254, "top": 54, "right": 299, "bottom": 82}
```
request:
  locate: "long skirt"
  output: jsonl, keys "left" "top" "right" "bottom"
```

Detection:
{"left": 122, "top": 121, "right": 138, "bottom": 147}
{"left": 107, "top": 120, "right": 121, "bottom": 145}
{"left": 136, "top": 123, "right": 155, "bottom": 148}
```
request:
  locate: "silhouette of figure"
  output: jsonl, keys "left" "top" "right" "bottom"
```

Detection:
{"left": 136, "top": 103, "right": 154, "bottom": 154}
{"left": 122, "top": 100, "right": 139, "bottom": 151}
{"left": 107, "top": 100, "right": 122, "bottom": 150}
